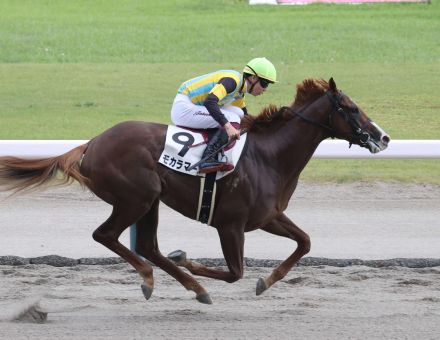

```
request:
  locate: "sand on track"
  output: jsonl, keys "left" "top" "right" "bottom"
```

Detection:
{"left": 1, "top": 182, "right": 439, "bottom": 339}
{"left": 0, "top": 263, "right": 439, "bottom": 340}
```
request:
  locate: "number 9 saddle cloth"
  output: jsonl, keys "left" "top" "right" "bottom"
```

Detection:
{"left": 159, "top": 125, "right": 248, "bottom": 180}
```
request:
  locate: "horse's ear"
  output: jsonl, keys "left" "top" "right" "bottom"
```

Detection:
{"left": 329, "top": 77, "right": 337, "bottom": 93}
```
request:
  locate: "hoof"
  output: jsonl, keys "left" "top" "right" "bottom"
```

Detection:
{"left": 167, "top": 249, "right": 187, "bottom": 265}
{"left": 256, "top": 277, "right": 268, "bottom": 296}
{"left": 141, "top": 284, "right": 153, "bottom": 300}
{"left": 196, "top": 293, "right": 213, "bottom": 305}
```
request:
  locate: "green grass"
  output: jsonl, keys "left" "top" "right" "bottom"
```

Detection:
{"left": 2, "top": 62, "right": 438, "bottom": 140}
{"left": 302, "top": 159, "right": 440, "bottom": 184}
{"left": 0, "top": 0, "right": 439, "bottom": 183}
{"left": 1, "top": 0, "right": 439, "bottom": 63}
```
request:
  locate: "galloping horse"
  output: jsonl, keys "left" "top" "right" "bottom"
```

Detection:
{"left": 0, "top": 78, "right": 389, "bottom": 304}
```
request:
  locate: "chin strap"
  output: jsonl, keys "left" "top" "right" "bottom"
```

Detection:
{"left": 244, "top": 65, "right": 261, "bottom": 95}
{"left": 247, "top": 78, "right": 259, "bottom": 94}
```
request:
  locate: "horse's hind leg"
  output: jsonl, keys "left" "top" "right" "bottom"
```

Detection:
{"left": 135, "top": 200, "right": 212, "bottom": 304}
{"left": 92, "top": 202, "right": 156, "bottom": 299}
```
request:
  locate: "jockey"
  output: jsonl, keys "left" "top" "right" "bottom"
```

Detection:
{"left": 171, "top": 57, "right": 277, "bottom": 174}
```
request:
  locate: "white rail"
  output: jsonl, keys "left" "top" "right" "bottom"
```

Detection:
{"left": 0, "top": 140, "right": 439, "bottom": 159}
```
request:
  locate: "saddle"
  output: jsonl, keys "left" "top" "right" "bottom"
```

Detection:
{"left": 176, "top": 124, "right": 239, "bottom": 152}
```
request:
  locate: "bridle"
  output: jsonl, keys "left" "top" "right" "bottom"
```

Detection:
{"left": 282, "top": 90, "right": 372, "bottom": 148}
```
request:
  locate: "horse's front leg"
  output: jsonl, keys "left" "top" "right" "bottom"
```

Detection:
{"left": 256, "top": 213, "right": 311, "bottom": 295}
{"left": 168, "top": 225, "right": 245, "bottom": 283}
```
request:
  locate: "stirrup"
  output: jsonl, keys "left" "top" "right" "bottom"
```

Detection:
{"left": 198, "top": 162, "right": 234, "bottom": 174}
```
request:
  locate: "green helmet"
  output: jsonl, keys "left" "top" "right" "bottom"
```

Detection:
{"left": 243, "top": 57, "right": 277, "bottom": 83}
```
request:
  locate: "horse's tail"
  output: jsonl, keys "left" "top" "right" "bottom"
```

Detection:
{"left": 0, "top": 143, "right": 90, "bottom": 194}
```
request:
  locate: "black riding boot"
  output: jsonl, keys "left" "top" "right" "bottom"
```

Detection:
{"left": 198, "top": 128, "right": 233, "bottom": 174}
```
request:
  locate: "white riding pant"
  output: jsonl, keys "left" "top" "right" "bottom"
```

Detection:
{"left": 171, "top": 93, "right": 244, "bottom": 129}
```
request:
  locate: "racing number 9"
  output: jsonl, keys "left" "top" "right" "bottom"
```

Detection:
{"left": 172, "top": 132, "right": 195, "bottom": 157}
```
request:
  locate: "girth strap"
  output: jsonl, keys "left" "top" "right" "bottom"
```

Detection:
{"left": 196, "top": 172, "right": 217, "bottom": 224}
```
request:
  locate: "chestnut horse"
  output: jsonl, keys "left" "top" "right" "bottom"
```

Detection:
{"left": 0, "top": 78, "right": 389, "bottom": 304}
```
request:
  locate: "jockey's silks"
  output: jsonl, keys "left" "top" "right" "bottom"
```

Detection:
{"left": 177, "top": 70, "right": 246, "bottom": 109}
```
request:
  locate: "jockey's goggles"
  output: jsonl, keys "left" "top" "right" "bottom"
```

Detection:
{"left": 259, "top": 78, "right": 272, "bottom": 88}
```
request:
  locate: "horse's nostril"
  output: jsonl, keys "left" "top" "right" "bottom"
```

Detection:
{"left": 382, "top": 135, "right": 390, "bottom": 144}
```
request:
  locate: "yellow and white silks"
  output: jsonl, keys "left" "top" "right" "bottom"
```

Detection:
{"left": 171, "top": 70, "right": 246, "bottom": 129}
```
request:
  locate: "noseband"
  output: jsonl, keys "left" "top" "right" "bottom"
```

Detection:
{"left": 283, "top": 91, "right": 372, "bottom": 147}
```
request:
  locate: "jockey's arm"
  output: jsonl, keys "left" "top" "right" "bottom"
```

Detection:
{"left": 204, "top": 77, "right": 241, "bottom": 140}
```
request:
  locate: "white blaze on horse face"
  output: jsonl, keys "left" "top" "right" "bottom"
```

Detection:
{"left": 368, "top": 121, "right": 390, "bottom": 153}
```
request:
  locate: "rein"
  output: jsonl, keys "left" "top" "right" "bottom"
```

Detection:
{"left": 281, "top": 91, "right": 371, "bottom": 147}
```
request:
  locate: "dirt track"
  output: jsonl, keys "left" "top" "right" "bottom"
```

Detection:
{"left": 1, "top": 263, "right": 440, "bottom": 340}
{"left": 0, "top": 182, "right": 439, "bottom": 339}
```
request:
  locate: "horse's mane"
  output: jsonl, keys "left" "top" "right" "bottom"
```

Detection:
{"left": 241, "top": 78, "right": 329, "bottom": 132}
